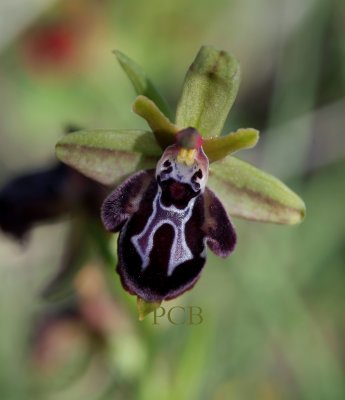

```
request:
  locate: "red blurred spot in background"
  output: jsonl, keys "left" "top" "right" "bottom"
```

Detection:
{"left": 18, "top": 0, "right": 108, "bottom": 75}
{"left": 24, "top": 23, "right": 76, "bottom": 68}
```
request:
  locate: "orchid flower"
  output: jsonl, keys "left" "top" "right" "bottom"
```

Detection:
{"left": 55, "top": 46, "right": 305, "bottom": 316}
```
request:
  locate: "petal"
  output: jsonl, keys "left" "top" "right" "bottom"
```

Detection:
{"left": 202, "top": 187, "right": 237, "bottom": 256}
{"left": 175, "top": 46, "right": 240, "bottom": 137}
{"left": 204, "top": 128, "right": 259, "bottom": 163}
{"left": 114, "top": 50, "right": 173, "bottom": 120}
{"left": 101, "top": 170, "right": 154, "bottom": 232}
{"left": 132, "top": 97, "right": 259, "bottom": 161}
{"left": 0, "top": 163, "right": 103, "bottom": 240}
{"left": 0, "top": 163, "right": 71, "bottom": 239}
{"left": 132, "top": 95, "right": 177, "bottom": 150}
{"left": 56, "top": 129, "right": 161, "bottom": 186}
{"left": 208, "top": 157, "right": 306, "bottom": 224}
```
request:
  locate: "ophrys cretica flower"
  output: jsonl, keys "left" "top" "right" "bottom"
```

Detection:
{"left": 56, "top": 46, "right": 305, "bottom": 315}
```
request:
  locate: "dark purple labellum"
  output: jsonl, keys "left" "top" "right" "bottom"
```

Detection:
{"left": 101, "top": 129, "right": 236, "bottom": 302}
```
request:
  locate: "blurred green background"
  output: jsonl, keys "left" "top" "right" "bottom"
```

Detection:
{"left": 0, "top": 0, "right": 344, "bottom": 399}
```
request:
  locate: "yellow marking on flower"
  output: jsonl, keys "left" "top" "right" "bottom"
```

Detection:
{"left": 177, "top": 148, "right": 196, "bottom": 166}
{"left": 177, "top": 148, "right": 188, "bottom": 164}
{"left": 186, "top": 149, "right": 196, "bottom": 166}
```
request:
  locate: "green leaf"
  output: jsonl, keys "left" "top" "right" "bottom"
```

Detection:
{"left": 133, "top": 95, "right": 177, "bottom": 150}
{"left": 208, "top": 157, "right": 306, "bottom": 224}
{"left": 136, "top": 297, "right": 161, "bottom": 321}
{"left": 114, "top": 50, "right": 173, "bottom": 120}
{"left": 175, "top": 46, "right": 240, "bottom": 137}
{"left": 204, "top": 128, "right": 259, "bottom": 163}
{"left": 56, "top": 129, "right": 161, "bottom": 186}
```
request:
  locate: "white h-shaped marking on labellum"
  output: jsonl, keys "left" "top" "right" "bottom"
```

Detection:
{"left": 131, "top": 190, "right": 196, "bottom": 276}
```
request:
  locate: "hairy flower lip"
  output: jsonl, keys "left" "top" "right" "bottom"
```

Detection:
{"left": 101, "top": 130, "right": 236, "bottom": 303}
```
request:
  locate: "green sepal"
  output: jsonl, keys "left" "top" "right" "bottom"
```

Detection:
{"left": 175, "top": 46, "right": 240, "bottom": 137}
{"left": 208, "top": 157, "right": 306, "bottom": 224}
{"left": 55, "top": 129, "right": 161, "bottom": 186}
{"left": 114, "top": 50, "right": 173, "bottom": 120}
{"left": 132, "top": 95, "right": 178, "bottom": 150}
{"left": 137, "top": 297, "right": 162, "bottom": 321}
{"left": 204, "top": 128, "right": 259, "bottom": 163}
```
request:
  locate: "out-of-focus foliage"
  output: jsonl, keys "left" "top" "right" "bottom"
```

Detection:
{"left": 0, "top": 0, "right": 344, "bottom": 399}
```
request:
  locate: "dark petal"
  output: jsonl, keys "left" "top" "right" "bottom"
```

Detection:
{"left": 203, "top": 187, "right": 237, "bottom": 257}
{"left": 0, "top": 124, "right": 104, "bottom": 240}
{"left": 117, "top": 189, "right": 206, "bottom": 302}
{"left": 101, "top": 170, "right": 154, "bottom": 233}
{"left": 0, "top": 163, "right": 104, "bottom": 240}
